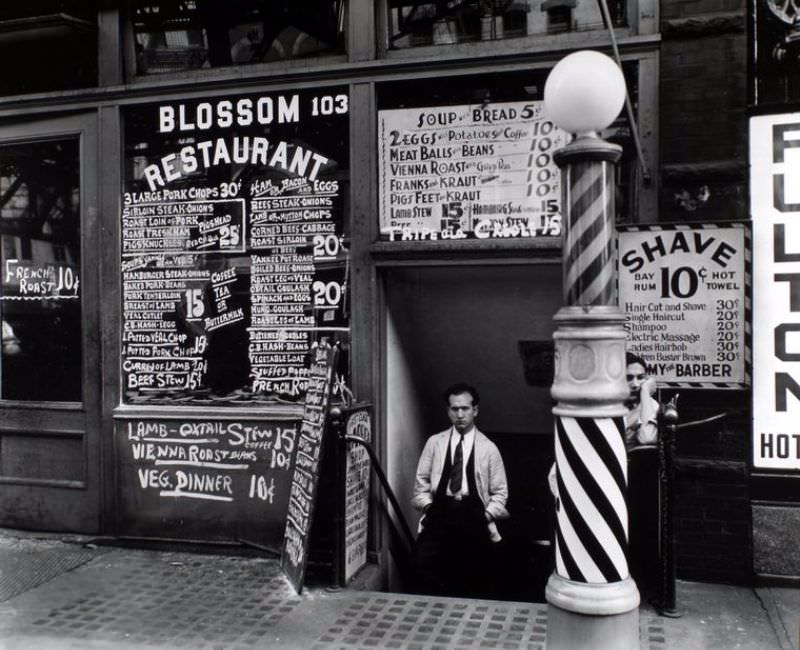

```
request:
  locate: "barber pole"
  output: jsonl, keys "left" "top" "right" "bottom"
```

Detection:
{"left": 560, "top": 155, "right": 617, "bottom": 306}
{"left": 546, "top": 136, "right": 639, "bottom": 648}
{"left": 542, "top": 50, "right": 639, "bottom": 647}
{"left": 554, "top": 414, "right": 628, "bottom": 583}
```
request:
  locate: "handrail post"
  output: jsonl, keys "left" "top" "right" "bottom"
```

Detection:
{"left": 659, "top": 399, "right": 681, "bottom": 617}
{"left": 330, "top": 406, "right": 347, "bottom": 588}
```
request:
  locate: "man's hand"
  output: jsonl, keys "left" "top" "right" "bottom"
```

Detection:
{"left": 641, "top": 376, "right": 657, "bottom": 397}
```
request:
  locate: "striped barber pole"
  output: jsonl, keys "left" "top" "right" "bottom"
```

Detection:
{"left": 553, "top": 414, "right": 629, "bottom": 583}
{"left": 560, "top": 159, "right": 617, "bottom": 307}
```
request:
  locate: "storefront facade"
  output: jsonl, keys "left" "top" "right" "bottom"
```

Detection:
{"left": 0, "top": 0, "right": 770, "bottom": 590}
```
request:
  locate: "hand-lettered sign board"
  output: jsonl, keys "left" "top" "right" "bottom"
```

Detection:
{"left": 120, "top": 89, "right": 350, "bottom": 407}
{"left": 618, "top": 223, "right": 749, "bottom": 388}
{"left": 343, "top": 404, "right": 372, "bottom": 583}
{"left": 115, "top": 413, "right": 300, "bottom": 547}
{"left": 280, "top": 341, "right": 337, "bottom": 592}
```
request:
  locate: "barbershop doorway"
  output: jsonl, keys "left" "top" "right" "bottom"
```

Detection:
{"left": 383, "top": 263, "right": 561, "bottom": 601}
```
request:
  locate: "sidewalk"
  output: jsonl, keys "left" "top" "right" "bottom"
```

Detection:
{"left": 0, "top": 530, "right": 796, "bottom": 649}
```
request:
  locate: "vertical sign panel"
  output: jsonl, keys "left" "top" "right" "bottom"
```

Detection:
{"left": 751, "top": 0, "right": 800, "bottom": 105}
{"left": 618, "top": 224, "right": 749, "bottom": 388}
{"left": 751, "top": 114, "right": 800, "bottom": 470}
{"left": 281, "top": 341, "right": 336, "bottom": 592}
{"left": 344, "top": 405, "right": 372, "bottom": 583}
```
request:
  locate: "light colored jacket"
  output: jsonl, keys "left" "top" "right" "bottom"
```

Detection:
{"left": 412, "top": 427, "right": 510, "bottom": 523}
{"left": 625, "top": 395, "right": 660, "bottom": 449}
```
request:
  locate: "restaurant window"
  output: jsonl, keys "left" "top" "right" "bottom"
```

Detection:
{"left": 0, "top": 2, "right": 97, "bottom": 95}
{"left": 131, "top": 0, "right": 346, "bottom": 76}
{"left": 376, "top": 68, "right": 638, "bottom": 241}
{"left": 0, "top": 139, "right": 82, "bottom": 402}
{"left": 387, "top": 0, "right": 626, "bottom": 49}
{"left": 121, "top": 89, "right": 350, "bottom": 406}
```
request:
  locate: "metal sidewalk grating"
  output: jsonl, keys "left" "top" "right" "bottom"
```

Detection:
{"left": 313, "top": 595, "right": 548, "bottom": 649}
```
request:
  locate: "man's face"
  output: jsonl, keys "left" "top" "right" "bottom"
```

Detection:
{"left": 626, "top": 362, "right": 647, "bottom": 403}
{"left": 447, "top": 392, "right": 478, "bottom": 433}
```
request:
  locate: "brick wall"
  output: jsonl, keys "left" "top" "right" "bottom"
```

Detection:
{"left": 663, "top": 388, "right": 752, "bottom": 583}
{"left": 658, "top": 1, "right": 747, "bottom": 225}
{"left": 657, "top": 0, "right": 751, "bottom": 584}
{"left": 673, "top": 458, "right": 751, "bottom": 582}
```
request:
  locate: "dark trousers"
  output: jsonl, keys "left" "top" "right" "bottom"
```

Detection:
{"left": 628, "top": 449, "right": 660, "bottom": 600}
{"left": 412, "top": 496, "right": 495, "bottom": 598}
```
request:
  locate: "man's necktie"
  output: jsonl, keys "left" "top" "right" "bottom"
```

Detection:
{"left": 449, "top": 433, "right": 464, "bottom": 495}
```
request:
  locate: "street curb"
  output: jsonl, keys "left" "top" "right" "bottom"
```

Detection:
{"left": 756, "top": 587, "right": 795, "bottom": 650}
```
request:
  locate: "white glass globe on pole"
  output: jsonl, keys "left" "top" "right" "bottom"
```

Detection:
{"left": 543, "top": 50, "right": 626, "bottom": 136}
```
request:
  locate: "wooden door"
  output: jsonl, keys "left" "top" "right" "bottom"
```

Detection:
{"left": 0, "top": 114, "right": 101, "bottom": 533}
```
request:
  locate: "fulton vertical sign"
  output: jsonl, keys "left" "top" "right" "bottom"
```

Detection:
{"left": 751, "top": 113, "right": 800, "bottom": 470}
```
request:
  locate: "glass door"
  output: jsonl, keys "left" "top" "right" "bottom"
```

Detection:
{"left": 0, "top": 114, "right": 100, "bottom": 533}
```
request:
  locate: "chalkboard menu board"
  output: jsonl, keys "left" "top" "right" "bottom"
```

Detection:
{"left": 121, "top": 89, "right": 349, "bottom": 406}
{"left": 281, "top": 342, "right": 336, "bottom": 592}
{"left": 343, "top": 404, "right": 372, "bottom": 583}
{"left": 115, "top": 413, "right": 301, "bottom": 545}
{"left": 378, "top": 100, "right": 566, "bottom": 241}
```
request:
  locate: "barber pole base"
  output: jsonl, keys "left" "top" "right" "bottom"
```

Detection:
{"left": 546, "top": 306, "right": 639, "bottom": 649}
{"left": 547, "top": 585, "right": 639, "bottom": 650}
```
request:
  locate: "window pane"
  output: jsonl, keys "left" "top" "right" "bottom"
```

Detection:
{"left": 0, "top": 2, "right": 97, "bottom": 95}
{"left": 133, "top": 0, "right": 345, "bottom": 76}
{"left": 376, "top": 68, "right": 638, "bottom": 236}
{"left": 0, "top": 139, "right": 82, "bottom": 402}
{"left": 387, "top": 0, "right": 626, "bottom": 49}
{"left": 120, "top": 89, "right": 350, "bottom": 406}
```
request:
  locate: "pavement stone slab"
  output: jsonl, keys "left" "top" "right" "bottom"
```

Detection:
{"left": 0, "top": 537, "right": 798, "bottom": 649}
{"left": 309, "top": 594, "right": 548, "bottom": 650}
{"left": 0, "top": 537, "right": 107, "bottom": 604}
{"left": 757, "top": 587, "right": 800, "bottom": 650}
{"left": 0, "top": 549, "right": 303, "bottom": 650}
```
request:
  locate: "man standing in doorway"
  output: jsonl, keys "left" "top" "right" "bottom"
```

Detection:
{"left": 411, "top": 383, "right": 509, "bottom": 597}
{"left": 625, "top": 352, "right": 660, "bottom": 449}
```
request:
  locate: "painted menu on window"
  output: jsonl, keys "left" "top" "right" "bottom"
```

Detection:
{"left": 121, "top": 89, "right": 349, "bottom": 406}
{"left": 115, "top": 415, "right": 299, "bottom": 544}
{"left": 377, "top": 101, "right": 566, "bottom": 241}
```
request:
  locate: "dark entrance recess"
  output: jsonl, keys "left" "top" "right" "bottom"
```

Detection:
{"left": 384, "top": 264, "right": 561, "bottom": 601}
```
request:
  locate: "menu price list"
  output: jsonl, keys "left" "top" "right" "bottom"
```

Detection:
{"left": 620, "top": 226, "right": 747, "bottom": 385}
{"left": 2, "top": 259, "right": 80, "bottom": 300}
{"left": 281, "top": 343, "right": 336, "bottom": 592}
{"left": 121, "top": 177, "right": 347, "bottom": 405}
{"left": 344, "top": 407, "right": 371, "bottom": 582}
{"left": 378, "top": 101, "right": 566, "bottom": 241}
{"left": 116, "top": 417, "right": 300, "bottom": 542}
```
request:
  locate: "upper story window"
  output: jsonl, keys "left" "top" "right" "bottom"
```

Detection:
{"left": 387, "top": 0, "right": 626, "bottom": 49}
{"left": 132, "top": 0, "right": 346, "bottom": 76}
{"left": 0, "top": 2, "right": 97, "bottom": 95}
